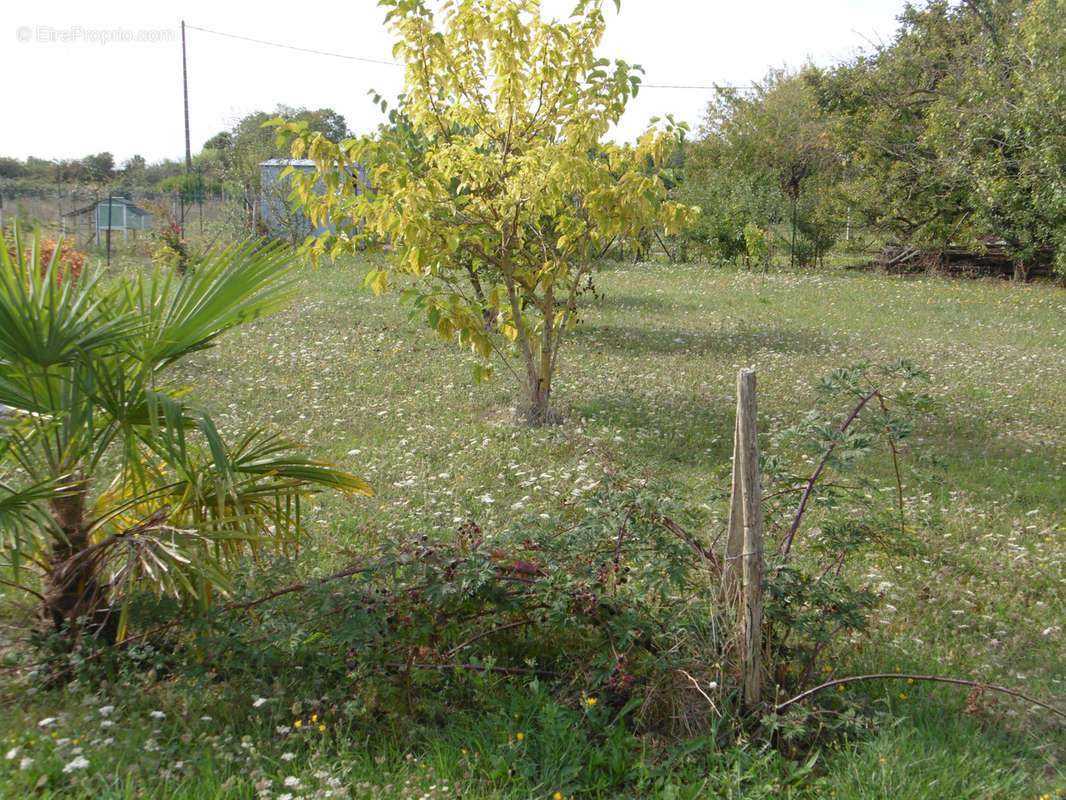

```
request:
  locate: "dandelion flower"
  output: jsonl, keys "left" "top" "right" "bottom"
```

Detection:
{"left": 555, "top": 793, "right": 563, "bottom": 800}
{"left": 293, "top": 720, "right": 302, "bottom": 729}
{"left": 318, "top": 724, "right": 326, "bottom": 732}
{"left": 586, "top": 697, "right": 597, "bottom": 706}
{"left": 515, "top": 732, "right": 524, "bottom": 741}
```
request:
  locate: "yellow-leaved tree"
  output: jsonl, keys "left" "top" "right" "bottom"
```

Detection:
{"left": 277, "top": 0, "right": 698, "bottom": 424}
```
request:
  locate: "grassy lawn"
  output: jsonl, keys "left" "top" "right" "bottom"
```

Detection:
{"left": 2, "top": 257, "right": 1064, "bottom": 798}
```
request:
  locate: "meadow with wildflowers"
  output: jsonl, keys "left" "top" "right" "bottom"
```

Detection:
{"left": 1, "top": 255, "right": 1064, "bottom": 798}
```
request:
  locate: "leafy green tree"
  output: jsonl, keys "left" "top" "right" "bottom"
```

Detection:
{"left": 80, "top": 152, "right": 115, "bottom": 183}
{"left": 684, "top": 69, "right": 836, "bottom": 266}
{"left": 956, "top": 0, "right": 1066, "bottom": 275}
{"left": 0, "top": 158, "right": 27, "bottom": 180}
{"left": 0, "top": 227, "right": 371, "bottom": 642}
{"left": 814, "top": 0, "right": 1066, "bottom": 275}
{"left": 815, "top": 2, "right": 984, "bottom": 252}
{"left": 204, "top": 106, "right": 352, "bottom": 200}
{"left": 278, "top": 0, "right": 696, "bottom": 424}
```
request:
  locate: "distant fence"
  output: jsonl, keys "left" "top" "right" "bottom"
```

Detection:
{"left": 0, "top": 189, "right": 234, "bottom": 250}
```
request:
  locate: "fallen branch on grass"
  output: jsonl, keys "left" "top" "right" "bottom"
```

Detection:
{"left": 775, "top": 673, "right": 1066, "bottom": 722}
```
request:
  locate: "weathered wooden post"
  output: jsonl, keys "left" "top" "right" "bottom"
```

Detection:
{"left": 724, "top": 368, "right": 764, "bottom": 710}
{"left": 722, "top": 422, "right": 744, "bottom": 604}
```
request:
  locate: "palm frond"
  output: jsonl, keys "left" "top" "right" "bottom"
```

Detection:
{"left": 0, "top": 475, "right": 63, "bottom": 585}
{"left": 0, "top": 225, "right": 133, "bottom": 373}
{"left": 132, "top": 239, "right": 297, "bottom": 370}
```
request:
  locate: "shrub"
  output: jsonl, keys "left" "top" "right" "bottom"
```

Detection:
{"left": 3, "top": 226, "right": 85, "bottom": 283}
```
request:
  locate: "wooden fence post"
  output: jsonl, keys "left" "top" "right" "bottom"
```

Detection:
{"left": 722, "top": 419, "right": 744, "bottom": 605}
{"left": 728, "top": 368, "right": 764, "bottom": 710}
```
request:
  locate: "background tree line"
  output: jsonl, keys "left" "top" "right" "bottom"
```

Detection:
{"left": 0, "top": 105, "right": 350, "bottom": 204}
{"left": 673, "top": 0, "right": 1066, "bottom": 277}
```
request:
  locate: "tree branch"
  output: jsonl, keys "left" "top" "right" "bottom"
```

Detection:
{"left": 776, "top": 673, "right": 1066, "bottom": 722}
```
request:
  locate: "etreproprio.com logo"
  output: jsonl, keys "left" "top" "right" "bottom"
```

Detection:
{"left": 16, "top": 25, "right": 177, "bottom": 45}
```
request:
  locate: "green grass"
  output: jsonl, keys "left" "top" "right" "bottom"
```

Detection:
{"left": 3, "top": 257, "right": 1065, "bottom": 797}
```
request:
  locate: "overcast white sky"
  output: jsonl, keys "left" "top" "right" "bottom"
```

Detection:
{"left": 3, "top": 0, "right": 908, "bottom": 165}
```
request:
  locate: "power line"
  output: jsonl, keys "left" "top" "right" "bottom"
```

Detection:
{"left": 184, "top": 24, "right": 402, "bottom": 67}
{"left": 642, "top": 83, "right": 755, "bottom": 90}
{"left": 184, "top": 23, "right": 754, "bottom": 90}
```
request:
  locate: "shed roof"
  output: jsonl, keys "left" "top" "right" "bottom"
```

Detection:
{"left": 95, "top": 198, "right": 152, "bottom": 216}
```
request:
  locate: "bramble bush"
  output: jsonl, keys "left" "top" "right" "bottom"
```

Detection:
{"left": 12, "top": 357, "right": 929, "bottom": 779}
{"left": 109, "top": 362, "right": 930, "bottom": 750}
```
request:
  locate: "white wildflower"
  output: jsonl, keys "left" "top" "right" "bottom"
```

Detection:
{"left": 62, "top": 755, "right": 89, "bottom": 773}
{"left": 252, "top": 697, "right": 270, "bottom": 708}
{"left": 284, "top": 776, "right": 301, "bottom": 788}
{"left": 281, "top": 751, "right": 296, "bottom": 761}
{"left": 19, "top": 756, "right": 33, "bottom": 770}
{"left": 5, "top": 747, "right": 17, "bottom": 760}
{"left": 98, "top": 705, "right": 115, "bottom": 717}
{"left": 37, "top": 717, "right": 57, "bottom": 728}
{"left": 149, "top": 710, "right": 166, "bottom": 720}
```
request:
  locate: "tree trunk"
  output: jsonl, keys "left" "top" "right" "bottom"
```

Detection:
{"left": 519, "top": 361, "right": 561, "bottom": 426}
{"left": 790, "top": 197, "right": 798, "bottom": 269}
{"left": 44, "top": 483, "right": 115, "bottom": 642}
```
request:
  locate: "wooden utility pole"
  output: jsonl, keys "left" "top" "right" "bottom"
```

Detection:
{"left": 182, "top": 21, "right": 192, "bottom": 171}
{"left": 725, "top": 368, "right": 765, "bottom": 710}
{"left": 181, "top": 20, "right": 191, "bottom": 236}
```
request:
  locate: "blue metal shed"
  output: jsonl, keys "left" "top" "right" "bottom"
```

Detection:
{"left": 258, "top": 159, "right": 367, "bottom": 239}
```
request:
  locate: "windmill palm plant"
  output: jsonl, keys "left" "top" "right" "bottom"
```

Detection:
{"left": 0, "top": 226, "right": 371, "bottom": 643}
